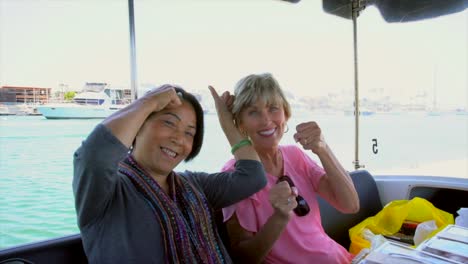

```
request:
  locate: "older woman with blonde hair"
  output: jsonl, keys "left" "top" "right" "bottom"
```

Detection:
{"left": 222, "top": 73, "right": 360, "bottom": 263}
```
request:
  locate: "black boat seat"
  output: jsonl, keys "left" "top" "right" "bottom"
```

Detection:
{"left": 0, "top": 234, "right": 86, "bottom": 264}
{"left": 215, "top": 170, "right": 383, "bottom": 255}
{"left": 318, "top": 169, "right": 383, "bottom": 250}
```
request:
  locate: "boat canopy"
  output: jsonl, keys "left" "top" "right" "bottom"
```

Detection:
{"left": 321, "top": 0, "right": 468, "bottom": 23}
{"left": 281, "top": 0, "right": 468, "bottom": 23}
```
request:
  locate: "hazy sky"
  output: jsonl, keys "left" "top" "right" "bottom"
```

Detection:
{"left": 1, "top": 0, "right": 466, "bottom": 108}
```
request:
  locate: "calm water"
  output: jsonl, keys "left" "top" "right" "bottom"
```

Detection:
{"left": 0, "top": 113, "right": 467, "bottom": 249}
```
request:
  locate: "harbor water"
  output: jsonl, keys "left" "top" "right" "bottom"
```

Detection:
{"left": 0, "top": 113, "right": 467, "bottom": 249}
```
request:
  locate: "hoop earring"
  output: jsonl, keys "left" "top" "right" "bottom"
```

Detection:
{"left": 284, "top": 124, "right": 289, "bottom": 133}
{"left": 239, "top": 129, "right": 247, "bottom": 138}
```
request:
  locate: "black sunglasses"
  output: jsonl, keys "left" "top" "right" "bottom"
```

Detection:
{"left": 277, "top": 175, "right": 310, "bottom": 217}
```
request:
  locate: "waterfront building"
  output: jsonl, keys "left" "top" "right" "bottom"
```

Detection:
{"left": 0, "top": 86, "right": 52, "bottom": 104}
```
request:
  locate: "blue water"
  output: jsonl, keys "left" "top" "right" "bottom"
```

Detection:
{"left": 0, "top": 113, "right": 467, "bottom": 249}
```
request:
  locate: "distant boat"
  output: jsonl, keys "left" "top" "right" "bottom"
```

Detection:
{"left": 427, "top": 66, "right": 442, "bottom": 117}
{"left": 0, "top": 103, "right": 39, "bottom": 116}
{"left": 0, "top": 104, "right": 14, "bottom": 116}
{"left": 361, "top": 111, "right": 375, "bottom": 116}
{"left": 454, "top": 109, "right": 468, "bottom": 116}
{"left": 344, "top": 110, "right": 375, "bottom": 116}
{"left": 427, "top": 110, "right": 443, "bottom": 116}
{"left": 37, "top": 83, "right": 131, "bottom": 119}
{"left": 17, "top": 104, "right": 42, "bottom": 116}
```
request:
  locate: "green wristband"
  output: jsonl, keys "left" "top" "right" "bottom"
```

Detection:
{"left": 231, "top": 139, "right": 252, "bottom": 154}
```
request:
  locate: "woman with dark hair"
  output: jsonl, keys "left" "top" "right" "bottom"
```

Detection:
{"left": 73, "top": 84, "right": 266, "bottom": 263}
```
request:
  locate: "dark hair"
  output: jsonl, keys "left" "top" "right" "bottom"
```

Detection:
{"left": 173, "top": 87, "right": 204, "bottom": 162}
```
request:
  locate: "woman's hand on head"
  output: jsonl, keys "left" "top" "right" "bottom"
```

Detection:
{"left": 208, "top": 85, "right": 235, "bottom": 130}
{"left": 144, "top": 84, "right": 182, "bottom": 112}
{"left": 269, "top": 181, "right": 297, "bottom": 220}
{"left": 294, "top": 121, "right": 327, "bottom": 154}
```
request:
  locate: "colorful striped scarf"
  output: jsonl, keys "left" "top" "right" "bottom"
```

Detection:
{"left": 118, "top": 155, "right": 229, "bottom": 264}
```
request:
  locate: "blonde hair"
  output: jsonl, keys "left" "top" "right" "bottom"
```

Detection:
{"left": 232, "top": 73, "right": 291, "bottom": 126}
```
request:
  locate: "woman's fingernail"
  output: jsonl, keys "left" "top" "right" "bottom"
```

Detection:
{"left": 292, "top": 186, "right": 299, "bottom": 196}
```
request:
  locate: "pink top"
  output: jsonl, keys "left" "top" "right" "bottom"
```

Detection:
{"left": 223, "top": 145, "right": 353, "bottom": 264}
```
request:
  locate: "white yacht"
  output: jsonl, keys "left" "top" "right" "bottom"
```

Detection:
{"left": 37, "top": 83, "right": 131, "bottom": 119}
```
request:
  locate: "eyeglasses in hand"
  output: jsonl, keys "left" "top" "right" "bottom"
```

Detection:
{"left": 277, "top": 175, "right": 310, "bottom": 217}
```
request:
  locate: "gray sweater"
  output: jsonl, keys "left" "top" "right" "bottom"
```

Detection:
{"left": 72, "top": 124, "right": 266, "bottom": 263}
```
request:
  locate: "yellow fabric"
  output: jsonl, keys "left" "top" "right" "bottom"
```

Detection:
{"left": 348, "top": 197, "right": 454, "bottom": 254}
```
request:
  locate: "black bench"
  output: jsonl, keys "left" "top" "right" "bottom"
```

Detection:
{"left": 215, "top": 170, "right": 383, "bottom": 254}
{"left": 0, "top": 234, "right": 86, "bottom": 264}
{"left": 318, "top": 170, "right": 383, "bottom": 250}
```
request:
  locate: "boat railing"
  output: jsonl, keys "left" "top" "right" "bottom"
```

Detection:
{"left": 73, "top": 98, "right": 105, "bottom": 105}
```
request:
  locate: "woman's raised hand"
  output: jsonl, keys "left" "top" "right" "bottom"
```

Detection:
{"left": 293, "top": 121, "right": 327, "bottom": 154}
{"left": 208, "top": 85, "right": 235, "bottom": 131}
{"left": 102, "top": 84, "right": 182, "bottom": 148}
{"left": 144, "top": 84, "right": 182, "bottom": 112}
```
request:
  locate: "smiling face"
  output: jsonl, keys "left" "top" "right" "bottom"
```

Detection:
{"left": 238, "top": 98, "right": 288, "bottom": 150}
{"left": 133, "top": 100, "right": 197, "bottom": 178}
{"left": 232, "top": 73, "right": 291, "bottom": 151}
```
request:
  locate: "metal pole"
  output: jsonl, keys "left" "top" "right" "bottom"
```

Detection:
{"left": 352, "top": 0, "right": 363, "bottom": 170}
{"left": 128, "top": 0, "right": 138, "bottom": 100}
